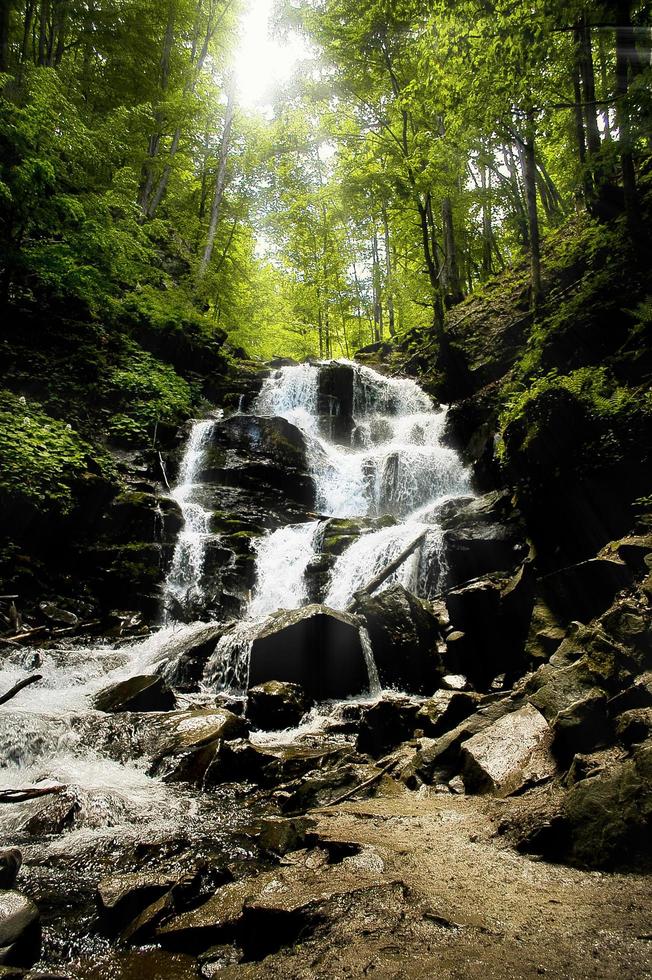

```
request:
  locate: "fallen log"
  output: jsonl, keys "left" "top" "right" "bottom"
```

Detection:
{"left": 347, "top": 530, "right": 428, "bottom": 611}
{"left": 0, "top": 674, "right": 43, "bottom": 706}
{"left": 0, "top": 784, "right": 66, "bottom": 804}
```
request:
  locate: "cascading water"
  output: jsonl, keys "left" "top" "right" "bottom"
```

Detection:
{"left": 205, "top": 360, "right": 472, "bottom": 695}
{"left": 163, "top": 417, "right": 217, "bottom": 619}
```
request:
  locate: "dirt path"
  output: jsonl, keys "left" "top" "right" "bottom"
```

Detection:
{"left": 222, "top": 787, "right": 652, "bottom": 980}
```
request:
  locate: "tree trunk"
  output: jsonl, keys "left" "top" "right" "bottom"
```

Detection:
{"left": 572, "top": 26, "right": 591, "bottom": 207}
{"left": 21, "top": 0, "right": 34, "bottom": 66}
{"left": 578, "top": 19, "right": 601, "bottom": 158}
{"left": 615, "top": 0, "right": 640, "bottom": 240}
{"left": 381, "top": 205, "right": 395, "bottom": 336}
{"left": 521, "top": 111, "right": 542, "bottom": 309}
{"left": 38, "top": 0, "right": 49, "bottom": 66}
{"left": 0, "top": 0, "right": 10, "bottom": 73}
{"left": 198, "top": 76, "right": 236, "bottom": 279}
{"left": 441, "top": 195, "right": 463, "bottom": 305}
{"left": 371, "top": 227, "right": 383, "bottom": 342}
{"left": 481, "top": 165, "right": 493, "bottom": 277}
{"left": 417, "top": 196, "right": 444, "bottom": 334}
{"left": 598, "top": 30, "right": 613, "bottom": 140}
{"left": 138, "top": 0, "right": 175, "bottom": 215}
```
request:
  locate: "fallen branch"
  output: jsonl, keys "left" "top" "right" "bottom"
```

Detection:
{"left": 322, "top": 765, "right": 392, "bottom": 807}
{"left": 0, "top": 674, "right": 43, "bottom": 707}
{"left": 347, "top": 530, "right": 427, "bottom": 611}
{"left": 0, "top": 784, "right": 66, "bottom": 803}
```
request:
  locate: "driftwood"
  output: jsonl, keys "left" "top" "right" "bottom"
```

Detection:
{"left": 0, "top": 674, "right": 42, "bottom": 706}
{"left": 347, "top": 530, "right": 428, "bottom": 611}
{"left": 322, "top": 765, "right": 392, "bottom": 807}
{"left": 0, "top": 784, "right": 66, "bottom": 804}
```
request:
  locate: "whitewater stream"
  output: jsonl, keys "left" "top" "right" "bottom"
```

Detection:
{"left": 0, "top": 360, "right": 471, "bottom": 849}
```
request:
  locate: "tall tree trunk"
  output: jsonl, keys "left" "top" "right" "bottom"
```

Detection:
{"left": 38, "top": 0, "right": 49, "bottom": 66}
{"left": 20, "top": 0, "right": 34, "bottom": 66}
{"left": 598, "top": 30, "right": 613, "bottom": 140}
{"left": 371, "top": 227, "right": 383, "bottom": 342}
{"left": 572, "top": 25, "right": 591, "bottom": 207}
{"left": 441, "top": 195, "right": 463, "bottom": 305}
{"left": 198, "top": 76, "right": 236, "bottom": 279}
{"left": 417, "top": 196, "right": 444, "bottom": 333}
{"left": 504, "top": 143, "right": 529, "bottom": 245}
{"left": 615, "top": 0, "right": 640, "bottom": 240}
{"left": 521, "top": 110, "right": 542, "bottom": 309}
{"left": 381, "top": 205, "right": 395, "bottom": 336}
{"left": 481, "top": 165, "right": 493, "bottom": 277}
{"left": 138, "top": 0, "right": 175, "bottom": 215}
{"left": 578, "top": 19, "right": 601, "bottom": 158}
{"left": 0, "top": 0, "right": 10, "bottom": 73}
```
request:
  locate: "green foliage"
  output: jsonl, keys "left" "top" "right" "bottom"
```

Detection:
{"left": 103, "top": 342, "right": 197, "bottom": 445}
{"left": 0, "top": 389, "right": 116, "bottom": 518}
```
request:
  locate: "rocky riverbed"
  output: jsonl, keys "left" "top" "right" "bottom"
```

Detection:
{"left": 1, "top": 360, "right": 651, "bottom": 978}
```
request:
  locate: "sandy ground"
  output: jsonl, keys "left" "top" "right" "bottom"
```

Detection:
{"left": 216, "top": 786, "right": 652, "bottom": 980}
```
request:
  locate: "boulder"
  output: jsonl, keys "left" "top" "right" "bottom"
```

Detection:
{"left": 608, "top": 672, "right": 652, "bottom": 715}
{"left": 253, "top": 816, "right": 317, "bottom": 856}
{"left": 539, "top": 558, "right": 632, "bottom": 626}
{"left": 0, "top": 892, "right": 40, "bottom": 968}
{"left": 97, "top": 871, "right": 189, "bottom": 935}
{"left": 599, "top": 599, "right": 652, "bottom": 662}
{"left": 158, "top": 623, "right": 224, "bottom": 691}
{"left": 562, "top": 738, "right": 652, "bottom": 868}
{"left": 444, "top": 565, "right": 534, "bottom": 688}
{"left": 0, "top": 854, "right": 21, "bottom": 892}
{"left": 318, "top": 363, "right": 355, "bottom": 443}
{"left": 93, "top": 674, "right": 175, "bottom": 713}
{"left": 438, "top": 491, "right": 528, "bottom": 585}
{"left": 415, "top": 690, "right": 481, "bottom": 738}
{"left": 461, "top": 703, "right": 555, "bottom": 797}
{"left": 356, "top": 696, "right": 421, "bottom": 757}
{"left": 145, "top": 708, "right": 248, "bottom": 785}
{"left": 551, "top": 689, "right": 609, "bottom": 762}
{"left": 615, "top": 707, "right": 652, "bottom": 746}
{"left": 247, "top": 681, "right": 312, "bottom": 731}
{"left": 356, "top": 585, "right": 444, "bottom": 694}
{"left": 248, "top": 605, "right": 368, "bottom": 701}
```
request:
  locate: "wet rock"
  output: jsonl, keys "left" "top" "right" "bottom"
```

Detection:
{"left": 551, "top": 689, "right": 609, "bottom": 762}
{"left": 97, "top": 868, "right": 202, "bottom": 938}
{"left": 562, "top": 738, "right": 652, "bottom": 868}
{"left": 356, "top": 696, "right": 421, "bottom": 757}
{"left": 608, "top": 672, "right": 652, "bottom": 715}
{"left": 438, "top": 490, "right": 528, "bottom": 585}
{"left": 318, "top": 363, "right": 355, "bottom": 443}
{"left": 145, "top": 709, "right": 248, "bottom": 784}
{"left": 247, "top": 681, "right": 312, "bottom": 731}
{"left": 158, "top": 623, "right": 224, "bottom": 691}
{"left": 539, "top": 558, "right": 632, "bottom": 626}
{"left": 356, "top": 585, "right": 444, "bottom": 694}
{"left": 416, "top": 690, "right": 482, "bottom": 738}
{"left": 524, "top": 601, "right": 566, "bottom": 664}
{"left": 0, "top": 892, "right": 40, "bottom": 968}
{"left": 93, "top": 673, "right": 176, "bottom": 713}
{"left": 248, "top": 605, "right": 368, "bottom": 701}
{"left": 461, "top": 704, "right": 555, "bottom": 797}
{"left": 275, "top": 762, "right": 382, "bottom": 813}
{"left": 599, "top": 599, "right": 652, "bottom": 662}
{"left": 615, "top": 707, "right": 652, "bottom": 746}
{"left": 38, "top": 601, "right": 78, "bottom": 626}
{"left": 202, "top": 740, "right": 280, "bottom": 787}
{"left": 0, "top": 854, "right": 21, "bottom": 892}
{"left": 441, "top": 674, "right": 469, "bottom": 691}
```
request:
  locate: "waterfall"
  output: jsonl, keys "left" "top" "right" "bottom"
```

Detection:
{"left": 162, "top": 418, "right": 216, "bottom": 620}
{"left": 202, "top": 360, "right": 471, "bottom": 695}
{"left": 248, "top": 522, "right": 323, "bottom": 619}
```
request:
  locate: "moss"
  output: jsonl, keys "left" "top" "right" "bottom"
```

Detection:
{"left": 0, "top": 388, "right": 117, "bottom": 521}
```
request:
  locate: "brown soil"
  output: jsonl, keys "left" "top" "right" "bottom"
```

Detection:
{"left": 220, "top": 785, "right": 652, "bottom": 980}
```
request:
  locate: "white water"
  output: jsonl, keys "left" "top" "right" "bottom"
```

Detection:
{"left": 252, "top": 360, "right": 469, "bottom": 609}
{"left": 163, "top": 418, "right": 217, "bottom": 618}
{"left": 0, "top": 362, "right": 471, "bottom": 839}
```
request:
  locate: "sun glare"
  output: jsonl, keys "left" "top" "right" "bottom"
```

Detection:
{"left": 235, "top": 0, "right": 308, "bottom": 111}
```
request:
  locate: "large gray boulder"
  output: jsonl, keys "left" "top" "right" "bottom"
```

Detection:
{"left": 355, "top": 584, "right": 444, "bottom": 694}
{"left": 0, "top": 891, "right": 41, "bottom": 967}
{"left": 460, "top": 703, "right": 555, "bottom": 797}
{"left": 438, "top": 490, "right": 529, "bottom": 586}
{"left": 247, "top": 680, "right": 312, "bottom": 731}
{"left": 248, "top": 605, "right": 368, "bottom": 701}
